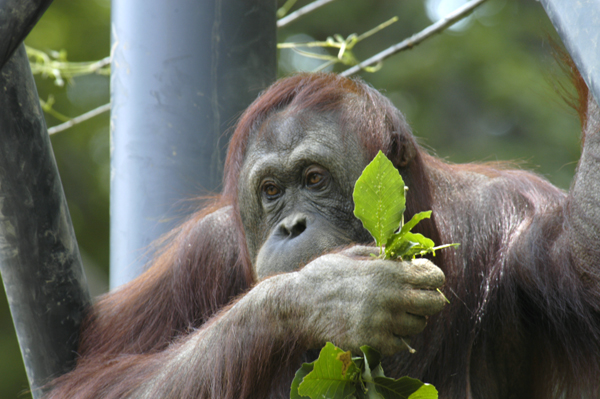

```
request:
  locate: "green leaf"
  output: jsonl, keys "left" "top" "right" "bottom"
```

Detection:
{"left": 353, "top": 151, "right": 406, "bottom": 248}
{"left": 360, "top": 345, "right": 383, "bottom": 378}
{"left": 402, "top": 232, "right": 435, "bottom": 254}
{"left": 385, "top": 232, "right": 434, "bottom": 260}
{"left": 290, "top": 362, "right": 315, "bottom": 399}
{"left": 404, "top": 232, "right": 434, "bottom": 246}
{"left": 359, "top": 346, "right": 385, "bottom": 399}
{"left": 407, "top": 384, "right": 438, "bottom": 399}
{"left": 298, "top": 342, "right": 359, "bottom": 399}
{"left": 399, "top": 211, "right": 431, "bottom": 236}
{"left": 371, "top": 376, "right": 437, "bottom": 399}
{"left": 384, "top": 238, "right": 418, "bottom": 260}
{"left": 384, "top": 211, "right": 433, "bottom": 260}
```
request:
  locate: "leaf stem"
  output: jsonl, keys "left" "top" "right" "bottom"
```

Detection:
{"left": 437, "top": 289, "right": 450, "bottom": 304}
{"left": 431, "top": 243, "right": 460, "bottom": 252}
{"left": 401, "top": 338, "right": 417, "bottom": 354}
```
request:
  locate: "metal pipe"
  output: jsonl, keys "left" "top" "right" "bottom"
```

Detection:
{"left": 539, "top": 0, "right": 600, "bottom": 103}
{"left": 0, "top": 0, "right": 54, "bottom": 69}
{"left": 110, "top": 0, "right": 277, "bottom": 288}
{"left": 0, "top": 44, "right": 91, "bottom": 399}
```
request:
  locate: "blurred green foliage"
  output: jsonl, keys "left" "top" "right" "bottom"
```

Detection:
{"left": 0, "top": 0, "right": 581, "bottom": 397}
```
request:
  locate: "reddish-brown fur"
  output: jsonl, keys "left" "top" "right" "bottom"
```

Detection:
{"left": 47, "top": 69, "right": 600, "bottom": 398}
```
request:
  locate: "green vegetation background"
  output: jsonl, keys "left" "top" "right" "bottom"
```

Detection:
{"left": 0, "top": 0, "right": 580, "bottom": 397}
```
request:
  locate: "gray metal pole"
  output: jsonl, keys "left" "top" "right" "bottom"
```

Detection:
{"left": 0, "top": 0, "right": 54, "bottom": 69}
{"left": 110, "top": 0, "right": 277, "bottom": 288}
{"left": 0, "top": 45, "right": 91, "bottom": 399}
{"left": 540, "top": 0, "right": 600, "bottom": 103}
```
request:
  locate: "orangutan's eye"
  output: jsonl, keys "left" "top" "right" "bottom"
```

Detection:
{"left": 307, "top": 172, "right": 323, "bottom": 187}
{"left": 306, "top": 167, "right": 329, "bottom": 190}
{"left": 262, "top": 182, "right": 282, "bottom": 200}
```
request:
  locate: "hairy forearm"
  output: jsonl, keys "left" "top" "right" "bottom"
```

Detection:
{"left": 46, "top": 273, "right": 307, "bottom": 399}
{"left": 132, "top": 273, "right": 308, "bottom": 399}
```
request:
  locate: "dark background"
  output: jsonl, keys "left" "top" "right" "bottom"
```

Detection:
{"left": 0, "top": 0, "right": 581, "bottom": 397}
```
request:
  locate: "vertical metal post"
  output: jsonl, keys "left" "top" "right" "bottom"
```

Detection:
{"left": 0, "top": 0, "right": 54, "bottom": 70}
{"left": 0, "top": 45, "right": 91, "bottom": 398}
{"left": 110, "top": 0, "right": 277, "bottom": 288}
{"left": 539, "top": 0, "right": 600, "bottom": 102}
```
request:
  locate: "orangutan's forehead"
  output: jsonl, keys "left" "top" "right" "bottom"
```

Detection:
{"left": 253, "top": 108, "right": 341, "bottom": 152}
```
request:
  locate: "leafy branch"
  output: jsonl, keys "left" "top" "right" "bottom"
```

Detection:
{"left": 26, "top": 45, "right": 110, "bottom": 87}
{"left": 47, "top": 103, "right": 111, "bottom": 135}
{"left": 277, "top": 0, "right": 339, "bottom": 28}
{"left": 39, "top": 95, "right": 71, "bottom": 122}
{"left": 26, "top": 45, "right": 111, "bottom": 133}
{"left": 353, "top": 151, "right": 458, "bottom": 261}
{"left": 341, "top": 0, "right": 489, "bottom": 77}
{"left": 278, "top": 17, "right": 398, "bottom": 72}
{"left": 279, "top": 0, "right": 489, "bottom": 76}
{"left": 290, "top": 343, "right": 437, "bottom": 399}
